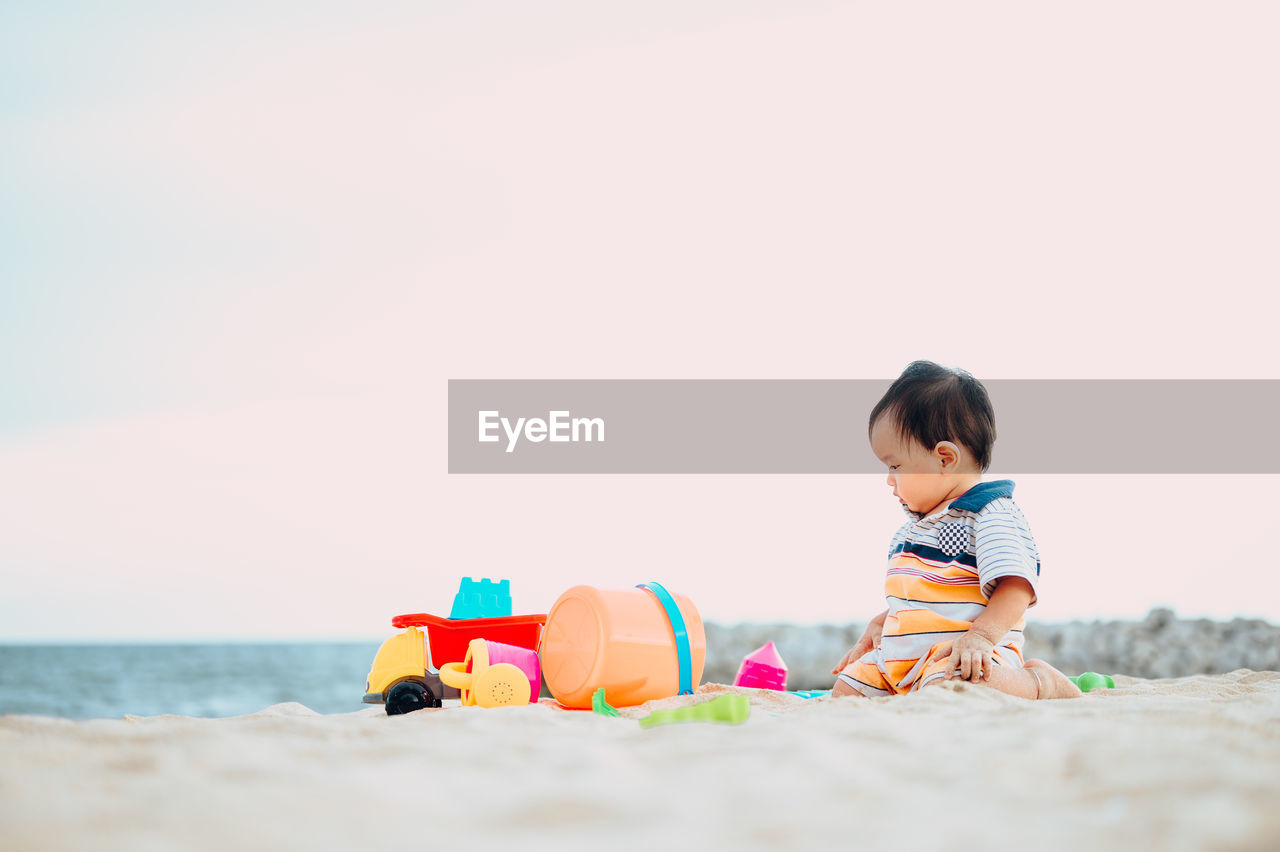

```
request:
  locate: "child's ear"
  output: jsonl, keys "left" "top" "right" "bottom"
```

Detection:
{"left": 934, "top": 441, "right": 963, "bottom": 470}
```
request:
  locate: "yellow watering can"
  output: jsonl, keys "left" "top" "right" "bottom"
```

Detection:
{"left": 439, "top": 638, "right": 541, "bottom": 707}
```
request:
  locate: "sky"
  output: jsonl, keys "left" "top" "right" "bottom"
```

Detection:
{"left": 2, "top": 1, "right": 1278, "bottom": 641}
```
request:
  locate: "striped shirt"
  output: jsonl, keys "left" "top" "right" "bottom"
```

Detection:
{"left": 877, "top": 479, "right": 1041, "bottom": 690}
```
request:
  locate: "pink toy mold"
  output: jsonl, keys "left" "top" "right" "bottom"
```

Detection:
{"left": 733, "top": 641, "right": 788, "bottom": 691}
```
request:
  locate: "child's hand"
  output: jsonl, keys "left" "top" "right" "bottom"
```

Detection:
{"left": 947, "top": 630, "right": 996, "bottom": 681}
{"left": 831, "top": 619, "right": 884, "bottom": 675}
{"left": 831, "top": 644, "right": 867, "bottom": 676}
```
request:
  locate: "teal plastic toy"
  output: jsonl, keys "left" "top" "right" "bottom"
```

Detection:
{"left": 789, "top": 689, "right": 831, "bottom": 699}
{"left": 1068, "top": 672, "right": 1116, "bottom": 693}
{"left": 449, "top": 578, "right": 512, "bottom": 620}
{"left": 591, "top": 688, "right": 620, "bottom": 718}
{"left": 638, "top": 694, "right": 751, "bottom": 729}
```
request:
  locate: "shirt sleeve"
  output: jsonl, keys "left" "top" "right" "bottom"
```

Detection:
{"left": 974, "top": 499, "right": 1041, "bottom": 605}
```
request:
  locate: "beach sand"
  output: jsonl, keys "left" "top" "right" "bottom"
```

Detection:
{"left": 3, "top": 671, "right": 1278, "bottom": 851}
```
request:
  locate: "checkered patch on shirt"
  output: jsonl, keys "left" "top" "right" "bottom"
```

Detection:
{"left": 936, "top": 521, "right": 969, "bottom": 557}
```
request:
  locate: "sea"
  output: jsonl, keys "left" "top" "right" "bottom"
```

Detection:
{"left": 0, "top": 642, "right": 384, "bottom": 719}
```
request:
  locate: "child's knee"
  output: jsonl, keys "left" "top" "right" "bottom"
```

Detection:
{"left": 831, "top": 677, "right": 862, "bottom": 698}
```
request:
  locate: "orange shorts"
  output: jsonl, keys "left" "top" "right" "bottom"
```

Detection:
{"left": 838, "top": 641, "right": 1024, "bottom": 697}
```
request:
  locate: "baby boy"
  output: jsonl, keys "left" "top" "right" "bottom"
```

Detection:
{"left": 832, "top": 361, "right": 1081, "bottom": 700}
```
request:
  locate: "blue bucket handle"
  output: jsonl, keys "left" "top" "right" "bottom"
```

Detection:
{"left": 636, "top": 582, "right": 693, "bottom": 695}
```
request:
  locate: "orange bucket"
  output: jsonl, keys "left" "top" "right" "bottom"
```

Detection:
{"left": 538, "top": 583, "right": 706, "bottom": 709}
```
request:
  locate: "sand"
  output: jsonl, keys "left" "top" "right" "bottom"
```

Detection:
{"left": 3, "top": 671, "right": 1279, "bottom": 852}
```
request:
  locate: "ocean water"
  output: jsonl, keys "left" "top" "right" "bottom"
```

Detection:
{"left": 0, "top": 642, "right": 383, "bottom": 719}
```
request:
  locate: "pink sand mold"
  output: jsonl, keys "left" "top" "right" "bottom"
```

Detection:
{"left": 485, "top": 639, "right": 541, "bottom": 689}
{"left": 732, "top": 641, "right": 788, "bottom": 691}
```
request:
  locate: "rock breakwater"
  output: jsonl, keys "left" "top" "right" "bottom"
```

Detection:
{"left": 705, "top": 609, "right": 1280, "bottom": 690}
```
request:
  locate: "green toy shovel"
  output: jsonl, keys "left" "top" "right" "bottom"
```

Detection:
{"left": 638, "top": 694, "right": 751, "bottom": 729}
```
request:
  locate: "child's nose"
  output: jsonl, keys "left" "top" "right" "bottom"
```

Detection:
{"left": 885, "top": 472, "right": 895, "bottom": 487}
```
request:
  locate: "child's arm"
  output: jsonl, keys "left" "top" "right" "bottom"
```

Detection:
{"left": 947, "top": 577, "right": 1035, "bottom": 681}
{"left": 831, "top": 608, "right": 888, "bottom": 675}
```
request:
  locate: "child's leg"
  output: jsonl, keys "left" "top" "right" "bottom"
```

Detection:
{"left": 831, "top": 678, "right": 867, "bottom": 698}
{"left": 1022, "top": 659, "right": 1084, "bottom": 699}
{"left": 977, "top": 658, "right": 1082, "bottom": 699}
{"left": 831, "top": 654, "right": 893, "bottom": 698}
{"left": 919, "top": 655, "right": 1082, "bottom": 699}
{"left": 964, "top": 660, "right": 1037, "bottom": 698}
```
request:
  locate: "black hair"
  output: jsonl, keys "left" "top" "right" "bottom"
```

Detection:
{"left": 867, "top": 361, "right": 996, "bottom": 471}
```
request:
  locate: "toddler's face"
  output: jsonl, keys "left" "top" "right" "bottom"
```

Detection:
{"left": 869, "top": 415, "right": 954, "bottom": 517}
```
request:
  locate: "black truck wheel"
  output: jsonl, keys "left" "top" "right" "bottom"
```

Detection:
{"left": 385, "top": 680, "right": 439, "bottom": 715}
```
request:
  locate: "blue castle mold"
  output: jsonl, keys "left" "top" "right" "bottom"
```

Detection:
{"left": 449, "top": 577, "right": 512, "bottom": 620}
